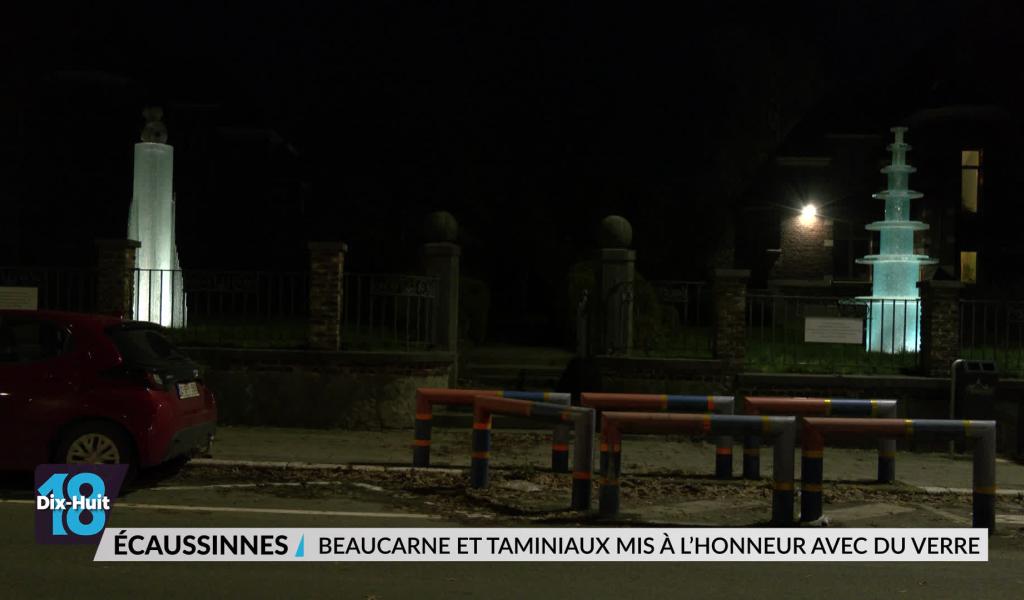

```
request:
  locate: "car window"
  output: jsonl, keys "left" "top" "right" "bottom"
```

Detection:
{"left": 107, "top": 327, "right": 188, "bottom": 365}
{"left": 0, "top": 318, "right": 71, "bottom": 363}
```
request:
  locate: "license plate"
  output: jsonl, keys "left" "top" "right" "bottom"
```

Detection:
{"left": 177, "top": 382, "right": 200, "bottom": 399}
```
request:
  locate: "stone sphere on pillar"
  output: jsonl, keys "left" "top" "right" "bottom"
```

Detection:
{"left": 599, "top": 215, "right": 633, "bottom": 249}
{"left": 424, "top": 211, "right": 459, "bottom": 243}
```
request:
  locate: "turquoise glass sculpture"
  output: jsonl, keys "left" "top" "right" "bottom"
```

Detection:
{"left": 856, "top": 127, "right": 937, "bottom": 353}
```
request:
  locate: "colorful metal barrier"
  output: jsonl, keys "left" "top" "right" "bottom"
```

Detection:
{"left": 743, "top": 397, "right": 898, "bottom": 483}
{"left": 581, "top": 393, "right": 735, "bottom": 478}
{"left": 598, "top": 412, "right": 797, "bottom": 525}
{"left": 470, "top": 395, "right": 596, "bottom": 511}
{"left": 413, "top": 388, "right": 572, "bottom": 471}
{"left": 800, "top": 417, "right": 997, "bottom": 529}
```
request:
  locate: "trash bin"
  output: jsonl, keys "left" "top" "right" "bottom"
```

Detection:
{"left": 953, "top": 360, "right": 998, "bottom": 421}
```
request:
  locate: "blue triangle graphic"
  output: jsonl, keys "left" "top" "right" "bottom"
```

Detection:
{"left": 295, "top": 535, "right": 305, "bottom": 558}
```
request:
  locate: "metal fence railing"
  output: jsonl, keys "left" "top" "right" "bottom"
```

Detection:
{"left": 960, "top": 299, "right": 1024, "bottom": 377}
{"left": 132, "top": 269, "right": 440, "bottom": 350}
{"left": 633, "top": 280, "right": 712, "bottom": 357}
{"left": 746, "top": 294, "right": 921, "bottom": 373}
{"left": 133, "top": 269, "right": 310, "bottom": 347}
{"left": 0, "top": 267, "right": 97, "bottom": 312}
{"left": 342, "top": 273, "right": 439, "bottom": 351}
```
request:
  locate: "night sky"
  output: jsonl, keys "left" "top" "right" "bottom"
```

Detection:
{"left": 3, "top": 1, "right": 1022, "bottom": 340}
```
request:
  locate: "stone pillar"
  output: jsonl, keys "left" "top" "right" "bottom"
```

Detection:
{"left": 308, "top": 241, "right": 348, "bottom": 350}
{"left": 712, "top": 269, "right": 750, "bottom": 369}
{"left": 95, "top": 239, "right": 141, "bottom": 319}
{"left": 422, "top": 211, "right": 461, "bottom": 352}
{"left": 598, "top": 216, "right": 635, "bottom": 355}
{"left": 918, "top": 280, "right": 963, "bottom": 377}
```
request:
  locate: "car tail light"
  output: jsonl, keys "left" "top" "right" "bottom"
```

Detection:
{"left": 145, "top": 371, "right": 165, "bottom": 389}
{"left": 100, "top": 366, "right": 169, "bottom": 391}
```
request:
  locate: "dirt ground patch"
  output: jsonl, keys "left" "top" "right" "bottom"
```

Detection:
{"left": 151, "top": 463, "right": 1024, "bottom": 541}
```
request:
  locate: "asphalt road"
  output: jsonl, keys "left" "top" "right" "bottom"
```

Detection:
{"left": 2, "top": 473, "right": 1024, "bottom": 600}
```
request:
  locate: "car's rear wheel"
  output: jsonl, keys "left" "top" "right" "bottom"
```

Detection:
{"left": 54, "top": 421, "right": 136, "bottom": 467}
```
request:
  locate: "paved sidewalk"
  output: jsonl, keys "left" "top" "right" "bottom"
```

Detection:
{"left": 209, "top": 426, "right": 1024, "bottom": 491}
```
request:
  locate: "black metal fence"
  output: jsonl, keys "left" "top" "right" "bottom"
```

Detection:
{"left": 633, "top": 280, "right": 712, "bottom": 357}
{"left": 0, "top": 267, "right": 96, "bottom": 312}
{"left": 342, "top": 273, "right": 438, "bottom": 350}
{"left": 132, "top": 269, "right": 310, "bottom": 347}
{"left": 746, "top": 294, "right": 921, "bottom": 373}
{"left": 960, "top": 299, "right": 1024, "bottom": 377}
{"left": 130, "top": 269, "right": 439, "bottom": 351}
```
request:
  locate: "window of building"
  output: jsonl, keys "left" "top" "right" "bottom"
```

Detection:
{"left": 961, "top": 150, "right": 982, "bottom": 213}
{"left": 960, "top": 251, "right": 978, "bottom": 284}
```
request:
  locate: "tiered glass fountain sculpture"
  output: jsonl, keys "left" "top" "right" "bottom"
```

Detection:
{"left": 856, "top": 127, "right": 937, "bottom": 353}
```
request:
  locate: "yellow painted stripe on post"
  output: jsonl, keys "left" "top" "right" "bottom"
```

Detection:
{"left": 974, "top": 486, "right": 997, "bottom": 495}
{"left": 803, "top": 450, "right": 823, "bottom": 459}
{"left": 824, "top": 398, "right": 832, "bottom": 416}
{"left": 964, "top": 420, "right": 972, "bottom": 436}
{"left": 802, "top": 483, "right": 823, "bottom": 492}
{"left": 471, "top": 451, "right": 490, "bottom": 459}
{"left": 870, "top": 399, "right": 878, "bottom": 417}
{"left": 761, "top": 415, "right": 772, "bottom": 434}
{"left": 661, "top": 394, "right": 669, "bottom": 410}
{"left": 905, "top": 419, "right": 914, "bottom": 437}
{"left": 773, "top": 482, "right": 794, "bottom": 491}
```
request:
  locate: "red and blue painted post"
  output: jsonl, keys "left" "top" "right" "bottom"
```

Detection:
{"left": 742, "top": 397, "right": 898, "bottom": 483}
{"left": 413, "top": 388, "right": 572, "bottom": 471}
{"left": 581, "top": 393, "right": 735, "bottom": 478}
{"left": 598, "top": 412, "right": 796, "bottom": 525}
{"left": 799, "top": 417, "right": 997, "bottom": 530}
{"left": 469, "top": 395, "right": 596, "bottom": 511}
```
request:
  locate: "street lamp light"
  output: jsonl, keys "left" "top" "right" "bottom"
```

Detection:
{"left": 799, "top": 203, "right": 817, "bottom": 226}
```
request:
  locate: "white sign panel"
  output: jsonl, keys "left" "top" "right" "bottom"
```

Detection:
{"left": 0, "top": 286, "right": 38, "bottom": 310}
{"left": 804, "top": 316, "right": 863, "bottom": 344}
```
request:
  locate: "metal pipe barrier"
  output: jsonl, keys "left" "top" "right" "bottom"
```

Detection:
{"left": 598, "top": 412, "right": 797, "bottom": 525}
{"left": 743, "top": 397, "right": 898, "bottom": 483}
{"left": 470, "top": 395, "right": 596, "bottom": 511}
{"left": 800, "top": 417, "right": 997, "bottom": 530}
{"left": 413, "top": 388, "right": 572, "bottom": 471}
{"left": 581, "top": 393, "right": 735, "bottom": 478}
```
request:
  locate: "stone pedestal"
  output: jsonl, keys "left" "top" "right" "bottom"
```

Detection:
{"left": 599, "top": 248, "right": 636, "bottom": 354}
{"left": 597, "top": 215, "right": 635, "bottom": 355}
{"left": 308, "top": 242, "right": 348, "bottom": 350}
{"left": 423, "top": 242, "right": 461, "bottom": 352}
{"left": 713, "top": 269, "right": 751, "bottom": 369}
{"left": 95, "top": 239, "right": 141, "bottom": 319}
{"left": 918, "top": 280, "right": 963, "bottom": 377}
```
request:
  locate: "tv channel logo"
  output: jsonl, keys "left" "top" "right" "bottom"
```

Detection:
{"left": 35, "top": 464, "right": 128, "bottom": 544}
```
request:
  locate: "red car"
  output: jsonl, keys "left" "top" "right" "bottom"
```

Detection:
{"left": 0, "top": 310, "right": 216, "bottom": 471}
